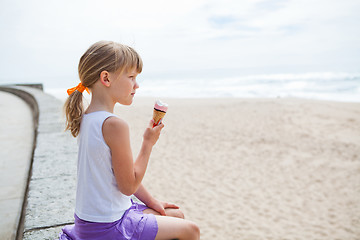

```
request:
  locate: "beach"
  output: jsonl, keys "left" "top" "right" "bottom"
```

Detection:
{"left": 114, "top": 97, "right": 360, "bottom": 239}
{"left": 3, "top": 87, "right": 359, "bottom": 239}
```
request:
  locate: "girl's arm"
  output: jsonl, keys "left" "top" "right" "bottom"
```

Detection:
{"left": 134, "top": 183, "right": 156, "bottom": 206}
{"left": 103, "top": 117, "right": 163, "bottom": 196}
{"left": 135, "top": 184, "right": 179, "bottom": 216}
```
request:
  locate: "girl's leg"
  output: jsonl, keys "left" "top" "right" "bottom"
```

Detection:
{"left": 154, "top": 215, "right": 200, "bottom": 240}
{"left": 143, "top": 208, "right": 200, "bottom": 240}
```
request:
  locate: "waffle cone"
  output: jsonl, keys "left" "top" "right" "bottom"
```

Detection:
{"left": 153, "top": 109, "right": 166, "bottom": 126}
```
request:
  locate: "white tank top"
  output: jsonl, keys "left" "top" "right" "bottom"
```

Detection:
{"left": 75, "top": 111, "right": 132, "bottom": 222}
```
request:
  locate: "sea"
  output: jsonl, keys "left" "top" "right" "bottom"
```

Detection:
{"left": 43, "top": 72, "right": 360, "bottom": 102}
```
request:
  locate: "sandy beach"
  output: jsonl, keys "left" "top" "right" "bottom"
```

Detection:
{"left": 113, "top": 97, "right": 360, "bottom": 240}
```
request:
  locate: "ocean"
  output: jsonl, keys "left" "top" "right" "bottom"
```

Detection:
{"left": 44, "top": 72, "right": 360, "bottom": 102}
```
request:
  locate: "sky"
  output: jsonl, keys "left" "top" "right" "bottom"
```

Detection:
{"left": 0, "top": 0, "right": 359, "bottom": 89}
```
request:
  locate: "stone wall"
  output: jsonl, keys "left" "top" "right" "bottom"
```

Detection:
{"left": 1, "top": 85, "right": 77, "bottom": 240}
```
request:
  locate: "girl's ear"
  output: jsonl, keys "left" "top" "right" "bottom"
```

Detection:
{"left": 100, "top": 71, "right": 111, "bottom": 87}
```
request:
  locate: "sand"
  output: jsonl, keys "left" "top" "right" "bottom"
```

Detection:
{"left": 113, "top": 97, "right": 360, "bottom": 240}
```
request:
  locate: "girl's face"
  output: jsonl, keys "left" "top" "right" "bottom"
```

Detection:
{"left": 109, "top": 68, "right": 139, "bottom": 105}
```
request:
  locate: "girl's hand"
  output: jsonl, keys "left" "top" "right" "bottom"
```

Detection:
{"left": 143, "top": 119, "right": 164, "bottom": 146}
{"left": 149, "top": 199, "right": 179, "bottom": 216}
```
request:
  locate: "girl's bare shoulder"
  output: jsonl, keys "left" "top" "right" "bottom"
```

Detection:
{"left": 102, "top": 116, "right": 129, "bottom": 145}
{"left": 103, "top": 116, "right": 128, "bottom": 129}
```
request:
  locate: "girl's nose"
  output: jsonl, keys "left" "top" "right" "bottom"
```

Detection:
{"left": 134, "top": 81, "right": 139, "bottom": 89}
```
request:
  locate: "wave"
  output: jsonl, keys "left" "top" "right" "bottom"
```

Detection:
{"left": 45, "top": 72, "right": 360, "bottom": 102}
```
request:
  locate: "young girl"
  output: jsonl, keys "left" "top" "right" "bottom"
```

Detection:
{"left": 59, "top": 41, "right": 200, "bottom": 240}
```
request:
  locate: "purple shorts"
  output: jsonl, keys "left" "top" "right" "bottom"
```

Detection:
{"left": 59, "top": 201, "right": 158, "bottom": 240}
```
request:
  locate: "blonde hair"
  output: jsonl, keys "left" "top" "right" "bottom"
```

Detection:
{"left": 64, "top": 40, "right": 143, "bottom": 137}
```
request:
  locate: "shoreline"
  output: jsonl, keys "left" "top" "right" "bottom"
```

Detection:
{"left": 44, "top": 87, "right": 360, "bottom": 104}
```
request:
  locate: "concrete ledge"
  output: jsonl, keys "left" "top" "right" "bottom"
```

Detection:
{"left": 1, "top": 85, "right": 77, "bottom": 240}
{"left": 0, "top": 86, "right": 39, "bottom": 131}
{"left": 0, "top": 85, "right": 40, "bottom": 240}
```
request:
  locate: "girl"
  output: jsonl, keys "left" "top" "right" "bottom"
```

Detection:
{"left": 59, "top": 41, "right": 200, "bottom": 240}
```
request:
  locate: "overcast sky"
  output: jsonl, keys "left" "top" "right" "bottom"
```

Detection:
{"left": 0, "top": 0, "right": 359, "bottom": 88}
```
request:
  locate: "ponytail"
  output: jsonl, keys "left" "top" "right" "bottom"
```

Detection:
{"left": 64, "top": 40, "right": 143, "bottom": 137}
{"left": 64, "top": 90, "right": 84, "bottom": 137}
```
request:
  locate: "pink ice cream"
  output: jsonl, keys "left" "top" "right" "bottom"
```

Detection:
{"left": 153, "top": 100, "right": 168, "bottom": 127}
{"left": 154, "top": 100, "right": 168, "bottom": 112}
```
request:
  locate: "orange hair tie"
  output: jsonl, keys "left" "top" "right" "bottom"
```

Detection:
{"left": 67, "top": 82, "right": 90, "bottom": 95}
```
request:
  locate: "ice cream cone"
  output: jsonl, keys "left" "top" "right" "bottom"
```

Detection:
{"left": 153, "top": 100, "right": 168, "bottom": 127}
